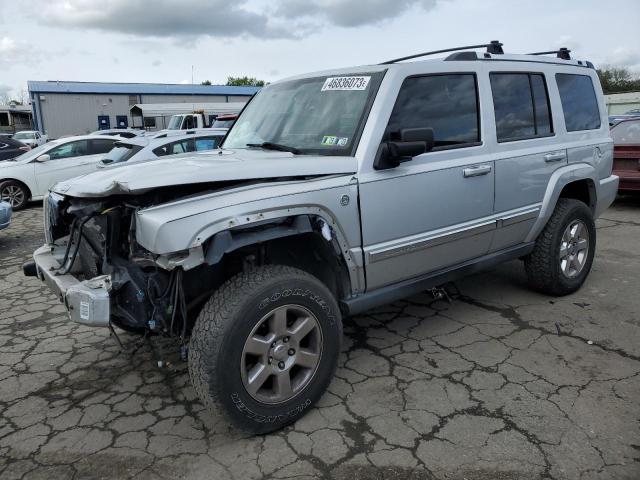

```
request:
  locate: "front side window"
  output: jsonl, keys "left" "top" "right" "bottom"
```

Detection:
{"left": 224, "top": 72, "right": 385, "bottom": 155}
{"left": 490, "top": 73, "right": 553, "bottom": 142}
{"left": 556, "top": 74, "right": 601, "bottom": 132}
{"left": 385, "top": 74, "right": 480, "bottom": 149}
{"left": 48, "top": 140, "right": 89, "bottom": 160}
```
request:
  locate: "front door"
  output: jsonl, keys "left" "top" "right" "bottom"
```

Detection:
{"left": 33, "top": 139, "right": 114, "bottom": 195}
{"left": 359, "top": 73, "right": 495, "bottom": 290}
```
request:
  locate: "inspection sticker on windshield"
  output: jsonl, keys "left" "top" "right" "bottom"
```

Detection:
{"left": 321, "top": 76, "right": 370, "bottom": 91}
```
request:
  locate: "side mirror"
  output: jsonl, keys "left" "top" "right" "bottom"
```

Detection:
{"left": 36, "top": 154, "right": 50, "bottom": 162}
{"left": 374, "top": 128, "right": 434, "bottom": 170}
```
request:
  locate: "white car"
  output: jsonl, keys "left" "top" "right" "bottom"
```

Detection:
{"left": 12, "top": 130, "right": 48, "bottom": 148}
{"left": 100, "top": 128, "right": 227, "bottom": 166}
{"left": 0, "top": 135, "right": 119, "bottom": 210}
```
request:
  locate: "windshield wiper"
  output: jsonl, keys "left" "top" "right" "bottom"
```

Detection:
{"left": 246, "top": 142, "right": 300, "bottom": 154}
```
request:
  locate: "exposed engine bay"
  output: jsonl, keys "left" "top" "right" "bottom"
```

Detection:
{"left": 43, "top": 181, "right": 348, "bottom": 342}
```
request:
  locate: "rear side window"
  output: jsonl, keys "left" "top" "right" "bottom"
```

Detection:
{"left": 385, "top": 74, "right": 480, "bottom": 149}
{"left": 89, "top": 139, "right": 116, "bottom": 154}
{"left": 194, "top": 136, "right": 222, "bottom": 151}
{"left": 556, "top": 74, "right": 601, "bottom": 131}
{"left": 490, "top": 73, "right": 552, "bottom": 142}
{"left": 153, "top": 139, "right": 195, "bottom": 157}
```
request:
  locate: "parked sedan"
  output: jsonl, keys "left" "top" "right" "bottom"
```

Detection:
{"left": 12, "top": 130, "right": 48, "bottom": 148}
{"left": 0, "top": 201, "right": 11, "bottom": 231}
{"left": 611, "top": 118, "right": 640, "bottom": 192}
{"left": 100, "top": 128, "right": 227, "bottom": 166}
{"left": 0, "top": 135, "right": 119, "bottom": 210}
{"left": 0, "top": 137, "right": 31, "bottom": 161}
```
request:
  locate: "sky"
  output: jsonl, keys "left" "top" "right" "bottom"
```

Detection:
{"left": 1, "top": 0, "right": 639, "bottom": 100}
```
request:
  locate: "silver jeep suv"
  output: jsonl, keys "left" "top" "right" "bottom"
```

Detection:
{"left": 25, "top": 42, "right": 619, "bottom": 433}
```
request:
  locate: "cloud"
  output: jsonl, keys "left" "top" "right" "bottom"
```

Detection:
{"left": 36, "top": 0, "right": 293, "bottom": 39}
{"left": 274, "top": 0, "right": 440, "bottom": 28}
{"left": 0, "top": 84, "right": 12, "bottom": 95}
{"left": 0, "top": 36, "right": 37, "bottom": 68}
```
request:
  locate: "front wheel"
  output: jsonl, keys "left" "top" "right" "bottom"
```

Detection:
{"left": 189, "top": 265, "right": 342, "bottom": 434}
{"left": 0, "top": 180, "right": 29, "bottom": 210}
{"left": 524, "top": 198, "right": 596, "bottom": 295}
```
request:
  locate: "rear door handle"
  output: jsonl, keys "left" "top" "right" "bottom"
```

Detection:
{"left": 544, "top": 152, "right": 566, "bottom": 162}
{"left": 463, "top": 164, "right": 492, "bottom": 177}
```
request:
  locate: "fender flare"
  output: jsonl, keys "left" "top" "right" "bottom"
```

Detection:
{"left": 525, "top": 163, "right": 597, "bottom": 243}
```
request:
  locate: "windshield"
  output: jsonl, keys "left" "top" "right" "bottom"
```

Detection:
{"left": 167, "top": 116, "right": 183, "bottom": 130}
{"left": 212, "top": 119, "right": 235, "bottom": 128}
{"left": 223, "top": 72, "right": 384, "bottom": 155}
{"left": 101, "top": 144, "right": 144, "bottom": 164}
{"left": 13, "top": 132, "right": 35, "bottom": 140}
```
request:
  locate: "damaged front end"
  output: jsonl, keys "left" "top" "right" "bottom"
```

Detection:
{"left": 28, "top": 191, "right": 213, "bottom": 340}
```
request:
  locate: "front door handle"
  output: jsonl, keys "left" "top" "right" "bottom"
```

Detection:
{"left": 463, "top": 164, "right": 492, "bottom": 178}
{"left": 544, "top": 151, "right": 566, "bottom": 162}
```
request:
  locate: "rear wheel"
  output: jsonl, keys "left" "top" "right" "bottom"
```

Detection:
{"left": 0, "top": 180, "right": 29, "bottom": 210}
{"left": 525, "top": 198, "right": 596, "bottom": 295}
{"left": 189, "top": 265, "right": 342, "bottom": 434}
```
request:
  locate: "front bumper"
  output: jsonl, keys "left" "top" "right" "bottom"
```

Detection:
{"left": 32, "top": 245, "right": 112, "bottom": 327}
{"left": 594, "top": 175, "right": 620, "bottom": 218}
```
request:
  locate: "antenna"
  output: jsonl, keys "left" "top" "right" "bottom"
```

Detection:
{"left": 381, "top": 41, "right": 504, "bottom": 64}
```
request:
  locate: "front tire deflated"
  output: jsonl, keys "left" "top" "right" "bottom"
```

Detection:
{"left": 188, "top": 265, "right": 342, "bottom": 434}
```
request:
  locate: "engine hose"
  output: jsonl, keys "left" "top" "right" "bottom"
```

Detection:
{"left": 57, "top": 214, "right": 96, "bottom": 275}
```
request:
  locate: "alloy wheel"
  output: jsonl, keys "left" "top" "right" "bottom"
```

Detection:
{"left": 241, "top": 304, "right": 323, "bottom": 404}
{"left": 559, "top": 220, "right": 589, "bottom": 278}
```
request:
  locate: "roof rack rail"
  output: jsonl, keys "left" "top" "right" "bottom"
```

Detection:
{"left": 381, "top": 40, "right": 504, "bottom": 64}
{"left": 527, "top": 47, "right": 571, "bottom": 60}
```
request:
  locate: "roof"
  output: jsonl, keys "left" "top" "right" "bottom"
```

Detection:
{"left": 130, "top": 102, "right": 245, "bottom": 116}
{"left": 0, "top": 104, "right": 32, "bottom": 113}
{"left": 27, "top": 80, "right": 260, "bottom": 96}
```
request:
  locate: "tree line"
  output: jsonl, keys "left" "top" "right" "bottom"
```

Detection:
{"left": 596, "top": 67, "right": 640, "bottom": 94}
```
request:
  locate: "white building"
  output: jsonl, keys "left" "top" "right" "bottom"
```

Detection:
{"left": 28, "top": 81, "right": 259, "bottom": 139}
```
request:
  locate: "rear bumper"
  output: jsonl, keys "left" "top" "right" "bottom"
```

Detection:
{"left": 31, "top": 245, "right": 112, "bottom": 327}
{"left": 613, "top": 169, "right": 640, "bottom": 191}
{"left": 595, "top": 175, "right": 619, "bottom": 218}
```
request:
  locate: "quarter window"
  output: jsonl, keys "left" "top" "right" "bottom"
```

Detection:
{"left": 556, "top": 74, "right": 601, "bottom": 131}
{"left": 385, "top": 74, "right": 480, "bottom": 149}
{"left": 490, "top": 73, "right": 553, "bottom": 142}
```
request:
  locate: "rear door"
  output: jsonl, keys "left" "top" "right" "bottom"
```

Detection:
{"left": 488, "top": 70, "right": 565, "bottom": 251}
{"left": 359, "top": 72, "right": 495, "bottom": 290}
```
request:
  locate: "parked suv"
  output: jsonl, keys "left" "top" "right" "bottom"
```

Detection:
{"left": 25, "top": 42, "right": 618, "bottom": 434}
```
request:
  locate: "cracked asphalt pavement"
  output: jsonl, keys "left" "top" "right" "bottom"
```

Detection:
{"left": 1, "top": 198, "right": 639, "bottom": 480}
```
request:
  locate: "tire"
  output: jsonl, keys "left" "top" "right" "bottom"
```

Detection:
{"left": 0, "top": 180, "right": 29, "bottom": 210}
{"left": 524, "top": 198, "right": 596, "bottom": 296}
{"left": 189, "top": 265, "right": 342, "bottom": 434}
